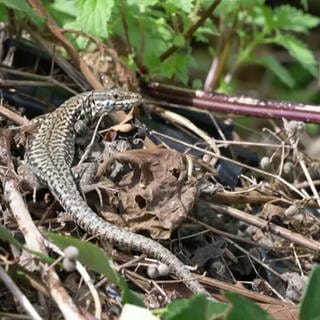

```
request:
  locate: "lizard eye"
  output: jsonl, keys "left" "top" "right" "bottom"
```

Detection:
{"left": 113, "top": 93, "right": 119, "bottom": 100}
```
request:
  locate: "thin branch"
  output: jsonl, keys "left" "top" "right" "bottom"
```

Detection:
{"left": 3, "top": 178, "right": 87, "bottom": 319}
{"left": 204, "top": 200, "right": 320, "bottom": 252}
{"left": 151, "top": 130, "right": 306, "bottom": 198}
{"left": 0, "top": 265, "right": 43, "bottom": 320}
{"left": 118, "top": 0, "right": 147, "bottom": 75}
{"left": 1, "top": 129, "right": 85, "bottom": 319}
{"left": 160, "top": 0, "right": 222, "bottom": 62}
{"left": 27, "top": 0, "right": 102, "bottom": 89}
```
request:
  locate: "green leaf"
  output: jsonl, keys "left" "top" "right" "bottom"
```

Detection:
{"left": 121, "top": 13, "right": 184, "bottom": 79}
{"left": 0, "top": 4, "right": 8, "bottom": 22}
{"left": 45, "top": 0, "right": 77, "bottom": 26}
{"left": 273, "top": 5, "right": 320, "bottom": 33}
{"left": 112, "top": 2, "right": 194, "bottom": 82}
{"left": 194, "top": 20, "right": 219, "bottom": 43}
{"left": 157, "top": 52, "right": 191, "bottom": 84}
{"left": 76, "top": 0, "right": 114, "bottom": 39}
{"left": 162, "top": 294, "right": 227, "bottom": 320}
{"left": 0, "top": 224, "right": 23, "bottom": 248}
{"left": 8, "top": 265, "right": 41, "bottom": 289}
{"left": 0, "top": 0, "right": 44, "bottom": 26}
{"left": 225, "top": 292, "right": 274, "bottom": 320}
{"left": 0, "top": 224, "right": 54, "bottom": 264}
{"left": 120, "top": 13, "right": 172, "bottom": 63}
{"left": 216, "top": 0, "right": 264, "bottom": 16}
{"left": 173, "top": 34, "right": 185, "bottom": 47}
{"left": 259, "top": 6, "right": 273, "bottom": 30}
{"left": 128, "top": 0, "right": 157, "bottom": 4}
{"left": 127, "top": 0, "right": 158, "bottom": 12}
{"left": 300, "top": 266, "right": 320, "bottom": 320}
{"left": 192, "top": 79, "right": 203, "bottom": 89}
{"left": 49, "top": 232, "right": 118, "bottom": 283}
{"left": 118, "top": 277, "right": 144, "bottom": 307}
{"left": 48, "top": 232, "right": 144, "bottom": 306}
{"left": 275, "top": 34, "right": 317, "bottom": 77}
{"left": 46, "top": 0, "right": 77, "bottom": 18}
{"left": 218, "top": 78, "right": 237, "bottom": 95}
{"left": 166, "top": 0, "right": 194, "bottom": 13}
{"left": 63, "top": 19, "right": 90, "bottom": 49}
{"left": 253, "top": 55, "right": 295, "bottom": 88}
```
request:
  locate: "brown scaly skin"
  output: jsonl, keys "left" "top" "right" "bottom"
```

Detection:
{"left": 26, "top": 88, "right": 209, "bottom": 296}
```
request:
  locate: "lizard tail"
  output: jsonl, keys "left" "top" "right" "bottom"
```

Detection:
{"left": 54, "top": 184, "right": 209, "bottom": 296}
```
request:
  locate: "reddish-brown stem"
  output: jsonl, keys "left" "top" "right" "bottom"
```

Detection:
{"left": 141, "top": 82, "right": 320, "bottom": 123}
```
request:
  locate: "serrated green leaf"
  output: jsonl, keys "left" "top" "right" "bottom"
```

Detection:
{"left": 45, "top": 0, "right": 77, "bottom": 28}
{"left": 166, "top": 0, "right": 194, "bottom": 13}
{"left": 46, "top": 0, "right": 77, "bottom": 18}
{"left": 76, "top": 0, "right": 114, "bottom": 39}
{"left": 273, "top": 5, "right": 320, "bottom": 33}
{"left": 275, "top": 35, "right": 317, "bottom": 77}
{"left": 157, "top": 52, "right": 190, "bottom": 84}
{"left": 48, "top": 232, "right": 144, "bottom": 306}
{"left": 225, "top": 292, "right": 274, "bottom": 320}
{"left": 253, "top": 55, "right": 295, "bottom": 88}
{"left": 162, "top": 294, "right": 227, "bottom": 320}
{"left": 125, "top": 14, "right": 174, "bottom": 71}
{"left": 0, "top": 0, "right": 44, "bottom": 26}
{"left": 300, "top": 266, "right": 320, "bottom": 320}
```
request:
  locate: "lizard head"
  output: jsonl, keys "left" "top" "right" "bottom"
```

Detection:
{"left": 89, "top": 88, "right": 142, "bottom": 117}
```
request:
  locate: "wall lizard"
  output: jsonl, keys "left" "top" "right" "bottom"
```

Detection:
{"left": 24, "top": 88, "right": 209, "bottom": 296}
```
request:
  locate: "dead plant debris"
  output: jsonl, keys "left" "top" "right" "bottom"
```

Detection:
{"left": 0, "top": 23, "right": 320, "bottom": 320}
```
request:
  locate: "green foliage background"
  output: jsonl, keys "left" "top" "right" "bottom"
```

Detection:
{"left": 0, "top": 0, "right": 319, "bottom": 101}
